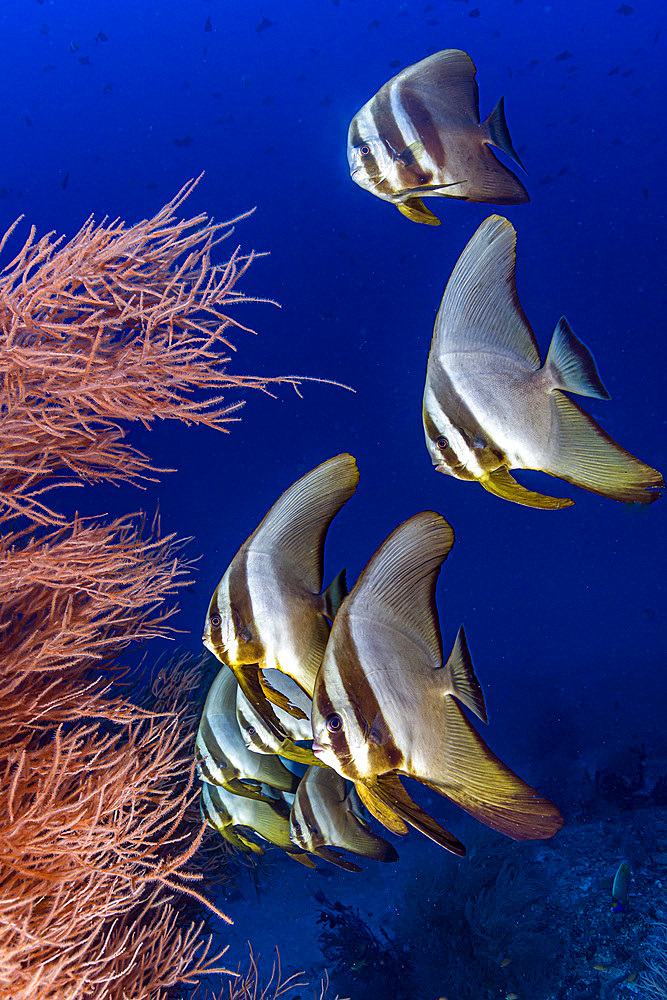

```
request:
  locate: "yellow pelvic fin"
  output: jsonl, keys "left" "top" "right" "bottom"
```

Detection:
{"left": 314, "top": 846, "right": 363, "bottom": 873}
{"left": 276, "top": 739, "right": 324, "bottom": 768}
{"left": 480, "top": 466, "right": 574, "bottom": 509}
{"left": 232, "top": 664, "right": 290, "bottom": 740}
{"left": 397, "top": 197, "right": 441, "bottom": 226}
{"left": 373, "top": 773, "right": 466, "bottom": 856}
{"left": 221, "top": 776, "right": 278, "bottom": 804}
{"left": 259, "top": 672, "right": 309, "bottom": 720}
{"left": 289, "top": 850, "right": 318, "bottom": 869}
{"left": 354, "top": 780, "right": 408, "bottom": 836}
{"left": 426, "top": 697, "right": 564, "bottom": 841}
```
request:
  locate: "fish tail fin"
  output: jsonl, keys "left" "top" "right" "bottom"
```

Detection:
{"left": 484, "top": 96, "right": 525, "bottom": 170}
{"left": 443, "top": 625, "right": 488, "bottom": 723}
{"left": 372, "top": 774, "right": 466, "bottom": 856}
{"left": 481, "top": 466, "right": 574, "bottom": 509}
{"left": 545, "top": 317, "right": 611, "bottom": 399}
{"left": 428, "top": 698, "right": 563, "bottom": 840}
{"left": 322, "top": 567, "right": 347, "bottom": 621}
{"left": 397, "top": 197, "right": 441, "bottom": 225}
{"left": 542, "top": 392, "right": 664, "bottom": 504}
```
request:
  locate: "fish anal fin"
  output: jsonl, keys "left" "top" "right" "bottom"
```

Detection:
{"left": 354, "top": 781, "right": 408, "bottom": 836}
{"left": 544, "top": 393, "right": 664, "bottom": 504}
{"left": 374, "top": 773, "right": 466, "bottom": 856}
{"left": 428, "top": 698, "right": 564, "bottom": 841}
{"left": 484, "top": 95, "right": 525, "bottom": 170}
{"left": 545, "top": 317, "right": 610, "bottom": 399}
{"left": 397, "top": 197, "right": 441, "bottom": 225}
{"left": 442, "top": 624, "right": 488, "bottom": 723}
{"left": 322, "top": 567, "right": 348, "bottom": 621}
{"left": 314, "top": 846, "right": 363, "bottom": 873}
{"left": 481, "top": 466, "right": 574, "bottom": 509}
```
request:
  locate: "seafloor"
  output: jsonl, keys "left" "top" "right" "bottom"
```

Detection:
{"left": 201, "top": 739, "right": 667, "bottom": 1000}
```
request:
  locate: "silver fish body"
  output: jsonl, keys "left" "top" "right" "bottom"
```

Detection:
{"left": 289, "top": 765, "right": 398, "bottom": 871}
{"left": 423, "top": 215, "right": 664, "bottom": 506}
{"left": 202, "top": 455, "right": 357, "bottom": 739}
{"left": 196, "top": 665, "right": 297, "bottom": 799}
{"left": 348, "top": 49, "right": 528, "bottom": 225}
{"left": 236, "top": 668, "right": 313, "bottom": 754}
{"left": 312, "top": 512, "right": 563, "bottom": 853}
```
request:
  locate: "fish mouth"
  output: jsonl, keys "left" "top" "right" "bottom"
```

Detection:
{"left": 311, "top": 741, "right": 326, "bottom": 755}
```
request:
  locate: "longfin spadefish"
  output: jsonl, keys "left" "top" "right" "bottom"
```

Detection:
{"left": 372, "top": 773, "right": 466, "bottom": 856}
{"left": 425, "top": 697, "right": 564, "bottom": 841}
{"left": 480, "top": 466, "right": 574, "bottom": 509}
{"left": 397, "top": 197, "right": 441, "bottom": 225}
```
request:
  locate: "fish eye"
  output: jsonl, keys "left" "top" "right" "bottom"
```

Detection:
{"left": 247, "top": 726, "right": 256, "bottom": 737}
{"left": 326, "top": 713, "right": 342, "bottom": 733}
{"left": 209, "top": 614, "right": 222, "bottom": 627}
{"left": 436, "top": 436, "right": 449, "bottom": 451}
{"left": 358, "top": 144, "right": 371, "bottom": 157}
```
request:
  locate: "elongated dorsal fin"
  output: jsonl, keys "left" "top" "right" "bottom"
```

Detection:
{"left": 435, "top": 215, "right": 541, "bottom": 368}
{"left": 250, "top": 454, "right": 359, "bottom": 592}
{"left": 395, "top": 48, "right": 480, "bottom": 124}
{"left": 345, "top": 512, "right": 454, "bottom": 668}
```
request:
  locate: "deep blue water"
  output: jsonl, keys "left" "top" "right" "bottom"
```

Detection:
{"left": 4, "top": 0, "right": 665, "bottom": 994}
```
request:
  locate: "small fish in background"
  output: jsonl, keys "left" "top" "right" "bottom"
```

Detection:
{"left": 612, "top": 860, "right": 631, "bottom": 911}
{"left": 347, "top": 49, "right": 528, "bottom": 226}
{"left": 173, "top": 135, "right": 193, "bottom": 147}
{"left": 78, "top": 55, "right": 91, "bottom": 66}
{"left": 196, "top": 665, "right": 299, "bottom": 799}
{"left": 312, "top": 511, "right": 564, "bottom": 853}
{"left": 422, "top": 215, "right": 664, "bottom": 507}
{"left": 201, "top": 781, "right": 315, "bottom": 866}
{"left": 256, "top": 16, "right": 275, "bottom": 35}
{"left": 61, "top": 171, "right": 69, "bottom": 191}
{"left": 94, "top": 29, "right": 108, "bottom": 42}
{"left": 235, "top": 668, "right": 319, "bottom": 766}
{"left": 204, "top": 16, "right": 212, "bottom": 31}
{"left": 203, "top": 454, "right": 357, "bottom": 735}
{"left": 617, "top": 3, "right": 634, "bottom": 13}
{"left": 290, "top": 766, "right": 398, "bottom": 871}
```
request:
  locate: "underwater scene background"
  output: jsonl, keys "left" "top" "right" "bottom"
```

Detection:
{"left": 2, "top": 0, "right": 666, "bottom": 997}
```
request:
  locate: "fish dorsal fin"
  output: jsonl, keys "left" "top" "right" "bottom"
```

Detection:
{"left": 373, "top": 773, "right": 466, "bottom": 856}
{"left": 435, "top": 215, "right": 541, "bottom": 368}
{"left": 346, "top": 512, "right": 454, "bottom": 668}
{"left": 397, "top": 48, "right": 480, "bottom": 124}
{"left": 354, "top": 781, "right": 408, "bottom": 836}
{"left": 442, "top": 625, "right": 488, "bottom": 723}
{"left": 480, "top": 467, "right": 574, "bottom": 509}
{"left": 250, "top": 454, "right": 359, "bottom": 592}
{"left": 397, "top": 197, "right": 441, "bottom": 226}
{"left": 426, "top": 698, "right": 564, "bottom": 841}
{"left": 545, "top": 317, "right": 611, "bottom": 399}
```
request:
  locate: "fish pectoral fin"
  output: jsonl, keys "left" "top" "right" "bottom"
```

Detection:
{"left": 235, "top": 831, "right": 265, "bottom": 855}
{"left": 480, "top": 467, "right": 574, "bottom": 509}
{"left": 374, "top": 773, "right": 466, "bottom": 856}
{"left": 314, "top": 846, "right": 363, "bottom": 873}
{"left": 259, "top": 674, "right": 308, "bottom": 720}
{"left": 354, "top": 781, "right": 409, "bottom": 836}
{"left": 442, "top": 624, "right": 488, "bottom": 724}
{"left": 426, "top": 697, "right": 564, "bottom": 841}
{"left": 541, "top": 392, "right": 664, "bottom": 505}
{"left": 397, "top": 197, "right": 441, "bottom": 225}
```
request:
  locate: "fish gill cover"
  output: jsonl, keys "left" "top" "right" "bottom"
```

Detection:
{"left": 0, "top": 1, "right": 665, "bottom": 1000}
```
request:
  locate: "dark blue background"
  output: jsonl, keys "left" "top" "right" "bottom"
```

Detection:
{"left": 4, "top": 0, "right": 665, "bottom": 985}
